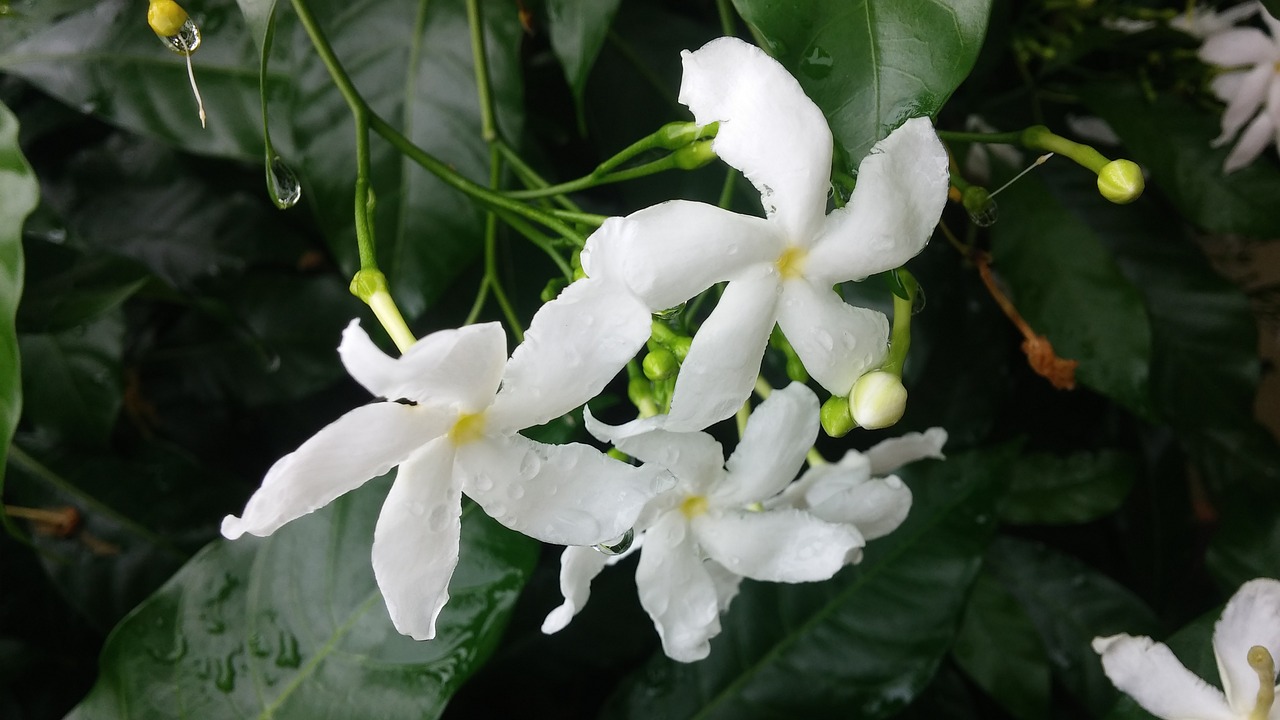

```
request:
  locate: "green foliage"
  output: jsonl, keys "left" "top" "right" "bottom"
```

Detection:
{"left": 66, "top": 479, "right": 538, "bottom": 719}
{"left": 546, "top": 0, "right": 622, "bottom": 124}
{"left": 952, "top": 568, "right": 1050, "bottom": 720}
{"left": 998, "top": 450, "right": 1137, "bottom": 525}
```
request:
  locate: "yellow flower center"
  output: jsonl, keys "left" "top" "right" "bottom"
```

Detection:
{"left": 1248, "top": 645, "right": 1276, "bottom": 720}
{"left": 775, "top": 245, "right": 807, "bottom": 280}
{"left": 679, "top": 495, "right": 709, "bottom": 519}
{"left": 448, "top": 411, "right": 487, "bottom": 446}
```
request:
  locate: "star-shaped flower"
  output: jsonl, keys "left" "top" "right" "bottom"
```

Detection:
{"left": 1200, "top": 8, "right": 1280, "bottom": 173}
{"left": 542, "top": 383, "right": 864, "bottom": 662}
{"left": 1172, "top": 2, "right": 1259, "bottom": 39}
{"left": 1093, "top": 578, "right": 1280, "bottom": 720}
{"left": 581, "top": 36, "right": 950, "bottom": 432}
{"left": 222, "top": 279, "right": 660, "bottom": 640}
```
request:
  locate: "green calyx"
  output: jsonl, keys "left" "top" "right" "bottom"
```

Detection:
{"left": 654, "top": 121, "right": 719, "bottom": 150}
{"left": 349, "top": 268, "right": 389, "bottom": 301}
{"left": 820, "top": 395, "right": 856, "bottom": 438}
{"left": 672, "top": 140, "right": 718, "bottom": 170}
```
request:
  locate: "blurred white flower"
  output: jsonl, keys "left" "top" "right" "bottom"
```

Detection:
{"left": 1093, "top": 578, "right": 1280, "bottom": 720}
{"left": 1199, "top": 8, "right": 1280, "bottom": 172}
{"left": 1173, "top": 2, "right": 1259, "bottom": 39}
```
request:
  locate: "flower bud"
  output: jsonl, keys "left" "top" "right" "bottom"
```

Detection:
{"left": 672, "top": 140, "right": 717, "bottom": 170}
{"left": 654, "top": 121, "right": 718, "bottom": 149}
{"left": 540, "top": 278, "right": 567, "bottom": 303}
{"left": 820, "top": 396, "right": 856, "bottom": 438}
{"left": 148, "top": 0, "right": 189, "bottom": 38}
{"left": 850, "top": 371, "right": 907, "bottom": 430}
{"left": 785, "top": 355, "right": 809, "bottom": 383}
{"left": 1096, "top": 159, "right": 1144, "bottom": 204}
{"left": 642, "top": 348, "right": 679, "bottom": 381}
{"left": 349, "top": 268, "right": 389, "bottom": 301}
{"left": 668, "top": 335, "right": 692, "bottom": 362}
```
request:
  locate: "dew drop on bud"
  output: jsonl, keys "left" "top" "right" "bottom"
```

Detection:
{"left": 911, "top": 284, "right": 926, "bottom": 315}
{"left": 268, "top": 156, "right": 302, "bottom": 209}
{"left": 161, "top": 18, "right": 202, "bottom": 55}
{"left": 593, "top": 527, "right": 634, "bottom": 556}
{"left": 966, "top": 200, "right": 997, "bottom": 227}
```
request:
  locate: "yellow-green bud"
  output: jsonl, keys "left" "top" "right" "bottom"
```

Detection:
{"left": 850, "top": 371, "right": 908, "bottom": 430}
{"left": 642, "top": 348, "right": 679, "bottom": 381}
{"left": 785, "top": 355, "right": 809, "bottom": 383}
{"left": 540, "top": 278, "right": 567, "bottom": 303}
{"left": 1096, "top": 159, "right": 1144, "bottom": 204}
{"left": 668, "top": 336, "right": 692, "bottom": 362}
{"left": 673, "top": 140, "right": 717, "bottom": 170}
{"left": 572, "top": 265, "right": 587, "bottom": 282}
{"left": 820, "top": 396, "right": 856, "bottom": 438}
{"left": 654, "top": 121, "right": 718, "bottom": 149}
{"left": 349, "top": 268, "right": 389, "bottom": 301}
{"left": 148, "top": 0, "right": 189, "bottom": 38}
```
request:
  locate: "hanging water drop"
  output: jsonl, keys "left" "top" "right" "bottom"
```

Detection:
{"left": 911, "top": 284, "right": 927, "bottom": 315}
{"left": 159, "top": 18, "right": 202, "bottom": 55}
{"left": 268, "top": 156, "right": 302, "bottom": 209}
{"left": 967, "top": 199, "right": 998, "bottom": 228}
{"left": 593, "top": 527, "right": 634, "bottom": 556}
{"left": 147, "top": 1, "right": 206, "bottom": 128}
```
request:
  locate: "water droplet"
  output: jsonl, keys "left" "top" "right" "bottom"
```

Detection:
{"left": 215, "top": 652, "right": 237, "bottom": 692}
{"left": 487, "top": 501, "right": 508, "bottom": 519}
{"left": 409, "top": 501, "right": 426, "bottom": 516}
{"left": 799, "top": 44, "right": 834, "bottom": 80}
{"left": 967, "top": 199, "right": 998, "bottom": 227}
{"left": 267, "top": 156, "right": 302, "bottom": 209}
{"left": 814, "top": 329, "right": 834, "bottom": 351}
{"left": 507, "top": 484, "right": 526, "bottom": 500}
{"left": 427, "top": 505, "right": 451, "bottom": 532}
{"left": 473, "top": 472, "right": 494, "bottom": 492}
{"left": 146, "top": 635, "right": 188, "bottom": 663}
{"left": 593, "top": 527, "right": 634, "bottom": 556}
{"left": 654, "top": 303, "right": 686, "bottom": 320}
{"left": 248, "top": 633, "right": 271, "bottom": 657}
{"left": 518, "top": 452, "right": 543, "bottom": 480}
{"left": 160, "top": 18, "right": 202, "bottom": 55}
{"left": 974, "top": 513, "right": 990, "bottom": 525}
{"left": 275, "top": 632, "right": 301, "bottom": 668}
{"left": 911, "top": 286, "right": 927, "bottom": 315}
{"left": 885, "top": 476, "right": 903, "bottom": 489}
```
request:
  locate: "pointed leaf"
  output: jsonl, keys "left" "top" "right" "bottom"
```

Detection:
{"left": 546, "top": 0, "right": 622, "bottom": 117}
{"left": 952, "top": 568, "right": 1051, "bottom": 720}
{"left": 998, "top": 450, "right": 1138, "bottom": 525}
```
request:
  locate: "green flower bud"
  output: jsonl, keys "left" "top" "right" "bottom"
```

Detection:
{"left": 820, "top": 395, "right": 856, "bottom": 438}
{"left": 1096, "top": 159, "right": 1144, "bottom": 204}
{"left": 654, "top": 121, "right": 718, "bottom": 149}
{"left": 628, "top": 375, "right": 655, "bottom": 410}
{"left": 642, "top": 348, "right": 679, "bottom": 381}
{"left": 572, "top": 265, "right": 587, "bottom": 282}
{"left": 669, "top": 336, "right": 692, "bottom": 362}
{"left": 786, "top": 355, "right": 809, "bottom": 383}
{"left": 349, "top": 268, "right": 389, "bottom": 301}
{"left": 540, "top": 278, "right": 567, "bottom": 303}
{"left": 673, "top": 140, "right": 718, "bottom": 170}
{"left": 850, "top": 371, "right": 907, "bottom": 430}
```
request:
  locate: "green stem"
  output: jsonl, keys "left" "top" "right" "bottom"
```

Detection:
{"left": 484, "top": 146, "right": 525, "bottom": 341}
{"left": 493, "top": 140, "right": 582, "bottom": 212}
{"left": 545, "top": 209, "right": 607, "bottom": 228}
{"left": 466, "top": 0, "right": 497, "bottom": 142}
{"left": 939, "top": 126, "right": 1113, "bottom": 174}
{"left": 464, "top": 276, "right": 491, "bottom": 326}
{"left": 715, "top": 0, "right": 737, "bottom": 36}
{"left": 504, "top": 144, "right": 692, "bottom": 200}
{"left": 491, "top": 208, "right": 575, "bottom": 278}
{"left": 883, "top": 269, "right": 917, "bottom": 376}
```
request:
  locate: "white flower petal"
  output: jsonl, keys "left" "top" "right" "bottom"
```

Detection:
{"left": 341, "top": 320, "right": 508, "bottom": 410}
{"left": 706, "top": 560, "right": 743, "bottom": 612}
{"left": 584, "top": 407, "right": 727, "bottom": 494}
{"left": 1264, "top": 6, "right": 1280, "bottom": 41}
{"left": 1092, "top": 634, "right": 1236, "bottom": 720}
{"left": 865, "top": 427, "right": 949, "bottom": 475}
{"left": 457, "top": 433, "right": 658, "bottom": 546}
{"left": 370, "top": 439, "right": 460, "bottom": 641}
{"left": 220, "top": 402, "right": 451, "bottom": 539}
{"left": 717, "top": 383, "right": 820, "bottom": 506}
{"left": 664, "top": 271, "right": 781, "bottom": 432}
{"left": 1213, "top": 64, "right": 1273, "bottom": 147}
{"left": 489, "top": 278, "right": 652, "bottom": 432}
{"left": 1211, "top": 71, "right": 1248, "bottom": 103}
{"left": 1224, "top": 109, "right": 1275, "bottom": 173}
{"left": 580, "top": 201, "right": 779, "bottom": 310}
{"left": 541, "top": 545, "right": 612, "bottom": 634}
{"left": 768, "top": 450, "right": 872, "bottom": 512}
{"left": 679, "top": 36, "right": 833, "bottom": 242}
{"left": 806, "top": 117, "right": 949, "bottom": 286}
{"left": 694, "top": 508, "right": 863, "bottom": 583}
{"left": 1200, "top": 28, "right": 1279, "bottom": 67}
{"left": 805, "top": 473, "right": 913, "bottom": 541}
{"left": 635, "top": 510, "right": 722, "bottom": 663}
{"left": 1212, "top": 578, "right": 1280, "bottom": 714}
{"left": 776, "top": 279, "right": 889, "bottom": 395}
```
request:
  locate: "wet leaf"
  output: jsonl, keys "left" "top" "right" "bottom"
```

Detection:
{"left": 18, "top": 310, "right": 124, "bottom": 448}
{"left": 952, "top": 568, "right": 1050, "bottom": 720}
{"left": 546, "top": 0, "right": 621, "bottom": 123}
{"left": 998, "top": 449, "right": 1138, "bottom": 525}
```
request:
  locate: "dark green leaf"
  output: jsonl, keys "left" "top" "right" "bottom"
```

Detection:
{"left": 1206, "top": 502, "right": 1280, "bottom": 591}
{"left": 605, "top": 447, "right": 1010, "bottom": 720}
{"left": 998, "top": 449, "right": 1137, "bottom": 525}
{"left": 67, "top": 478, "right": 539, "bottom": 719}
{"left": 1082, "top": 81, "right": 1280, "bottom": 238}
{"left": 989, "top": 165, "right": 1154, "bottom": 417}
{"left": 951, "top": 567, "right": 1050, "bottom": 720}
{"left": 18, "top": 309, "right": 124, "bottom": 448}
{"left": 0, "top": 98, "right": 39, "bottom": 533}
{"left": 730, "top": 0, "right": 991, "bottom": 166}
{"left": 546, "top": 0, "right": 622, "bottom": 122}
{"left": 1266, "top": 1, "right": 1280, "bottom": 22}
{"left": 17, "top": 240, "right": 151, "bottom": 333}
{"left": 987, "top": 537, "right": 1160, "bottom": 717}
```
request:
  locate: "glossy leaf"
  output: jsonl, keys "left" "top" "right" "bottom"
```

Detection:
{"left": 1083, "top": 81, "right": 1280, "bottom": 238}
{"left": 547, "top": 0, "right": 621, "bottom": 121}
{"left": 17, "top": 241, "right": 150, "bottom": 334}
{"left": 987, "top": 537, "right": 1160, "bottom": 717}
{"left": 67, "top": 478, "right": 538, "bottom": 719}
{"left": 951, "top": 568, "right": 1050, "bottom": 720}
{"left": 0, "top": 99, "right": 40, "bottom": 533}
{"left": 989, "top": 166, "right": 1154, "bottom": 417}
{"left": 998, "top": 449, "right": 1137, "bottom": 525}
{"left": 18, "top": 309, "right": 124, "bottom": 448}
{"left": 1206, "top": 502, "right": 1280, "bottom": 591}
{"left": 604, "top": 447, "right": 1009, "bottom": 720}
{"left": 729, "top": 0, "right": 991, "bottom": 166}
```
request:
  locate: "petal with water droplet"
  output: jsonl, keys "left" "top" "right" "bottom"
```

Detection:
{"left": 1092, "top": 634, "right": 1234, "bottom": 720}
{"left": 635, "top": 511, "right": 722, "bottom": 662}
{"left": 541, "top": 545, "right": 612, "bottom": 634}
{"left": 694, "top": 508, "right": 862, "bottom": 583}
{"left": 718, "top": 383, "right": 820, "bottom": 506}
{"left": 776, "top": 279, "right": 888, "bottom": 396}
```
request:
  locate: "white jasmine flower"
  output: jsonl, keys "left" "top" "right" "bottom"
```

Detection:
{"left": 1199, "top": 8, "right": 1280, "bottom": 172}
{"left": 1093, "top": 578, "right": 1280, "bottom": 720}
{"left": 1173, "top": 2, "right": 1259, "bottom": 39}
{"left": 221, "top": 279, "right": 660, "bottom": 641}
{"left": 543, "top": 383, "right": 864, "bottom": 662}
{"left": 1066, "top": 114, "right": 1123, "bottom": 146}
{"left": 1102, "top": 17, "right": 1158, "bottom": 34}
{"left": 582, "top": 36, "right": 950, "bottom": 432}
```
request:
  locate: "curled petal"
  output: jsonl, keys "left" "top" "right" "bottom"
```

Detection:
{"left": 456, "top": 433, "right": 661, "bottom": 546}
{"left": 706, "top": 560, "right": 743, "bottom": 612}
{"left": 718, "top": 383, "right": 820, "bottom": 506}
{"left": 1223, "top": 109, "right": 1275, "bottom": 173}
{"left": 776, "top": 279, "right": 889, "bottom": 396}
{"left": 865, "top": 427, "right": 948, "bottom": 476}
{"left": 1200, "top": 28, "right": 1279, "bottom": 67}
{"left": 541, "top": 545, "right": 612, "bottom": 634}
{"left": 371, "top": 439, "right": 460, "bottom": 641}
{"left": 580, "top": 201, "right": 778, "bottom": 310}
{"left": 806, "top": 117, "right": 950, "bottom": 285}
{"left": 490, "top": 278, "right": 652, "bottom": 432}
{"left": 664, "top": 270, "right": 781, "bottom": 432}
{"left": 221, "top": 402, "right": 452, "bottom": 539}
{"left": 1212, "top": 578, "right": 1280, "bottom": 714}
{"left": 694, "top": 508, "right": 863, "bottom": 583}
{"left": 805, "top": 473, "right": 913, "bottom": 541}
{"left": 1213, "top": 64, "right": 1273, "bottom": 147}
{"left": 584, "top": 408, "right": 727, "bottom": 495}
{"left": 1092, "top": 634, "right": 1235, "bottom": 720}
{"left": 769, "top": 450, "right": 871, "bottom": 512}
{"left": 635, "top": 511, "right": 722, "bottom": 662}
{"left": 340, "top": 320, "right": 507, "bottom": 411}
{"left": 680, "top": 36, "right": 833, "bottom": 242}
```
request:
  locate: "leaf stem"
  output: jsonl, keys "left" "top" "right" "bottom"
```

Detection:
{"left": 466, "top": 0, "right": 498, "bottom": 142}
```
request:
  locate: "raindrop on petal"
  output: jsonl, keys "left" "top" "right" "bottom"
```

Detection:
{"left": 268, "top": 156, "right": 302, "bottom": 209}
{"left": 593, "top": 527, "right": 634, "bottom": 556}
{"left": 653, "top": 302, "right": 686, "bottom": 320}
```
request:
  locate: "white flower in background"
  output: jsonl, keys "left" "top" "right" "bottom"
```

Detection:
{"left": 1172, "top": 2, "right": 1259, "bottom": 39}
{"left": 582, "top": 36, "right": 949, "bottom": 432}
{"left": 222, "top": 279, "right": 661, "bottom": 641}
{"left": 1199, "top": 8, "right": 1280, "bottom": 172}
{"left": 1093, "top": 578, "right": 1280, "bottom": 720}
{"left": 963, "top": 114, "right": 1024, "bottom": 186}
{"left": 1102, "top": 17, "right": 1158, "bottom": 34}
{"left": 543, "top": 384, "right": 864, "bottom": 662}
{"left": 1066, "top": 114, "right": 1122, "bottom": 146}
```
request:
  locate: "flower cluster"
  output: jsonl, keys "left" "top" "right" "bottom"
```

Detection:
{"left": 1196, "top": 3, "right": 1280, "bottom": 173}
{"left": 221, "top": 36, "right": 950, "bottom": 658}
